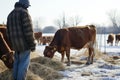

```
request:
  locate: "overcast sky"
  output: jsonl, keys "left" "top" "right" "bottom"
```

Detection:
{"left": 0, "top": 0, "right": 120, "bottom": 28}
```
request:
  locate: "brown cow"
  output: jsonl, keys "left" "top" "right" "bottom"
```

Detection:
{"left": 40, "top": 36, "right": 54, "bottom": 45}
{"left": 46, "top": 36, "right": 54, "bottom": 44}
{"left": 34, "top": 32, "right": 42, "bottom": 44}
{"left": 107, "top": 33, "right": 114, "bottom": 46}
{"left": 43, "top": 25, "right": 96, "bottom": 66}
{"left": 40, "top": 36, "right": 47, "bottom": 45}
{"left": 115, "top": 33, "right": 120, "bottom": 46}
{"left": 0, "top": 28, "right": 14, "bottom": 69}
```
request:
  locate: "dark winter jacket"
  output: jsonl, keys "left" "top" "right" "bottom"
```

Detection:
{"left": 6, "top": 2, "right": 36, "bottom": 52}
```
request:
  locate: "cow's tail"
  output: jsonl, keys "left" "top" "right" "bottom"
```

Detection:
{"left": 89, "top": 24, "right": 97, "bottom": 54}
{"left": 94, "top": 28, "right": 97, "bottom": 48}
{"left": 92, "top": 26, "right": 98, "bottom": 55}
{"left": 93, "top": 37, "right": 98, "bottom": 51}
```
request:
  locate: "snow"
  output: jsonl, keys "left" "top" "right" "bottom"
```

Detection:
{"left": 36, "top": 34, "right": 120, "bottom": 80}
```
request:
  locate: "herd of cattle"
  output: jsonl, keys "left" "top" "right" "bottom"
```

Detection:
{"left": 34, "top": 32, "right": 54, "bottom": 45}
{"left": 107, "top": 33, "right": 120, "bottom": 46}
{"left": 0, "top": 24, "right": 120, "bottom": 69}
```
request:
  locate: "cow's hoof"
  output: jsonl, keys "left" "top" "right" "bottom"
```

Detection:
{"left": 85, "top": 62, "right": 91, "bottom": 65}
{"left": 86, "top": 62, "right": 93, "bottom": 65}
{"left": 90, "top": 62, "right": 93, "bottom": 64}
{"left": 67, "top": 64, "right": 70, "bottom": 66}
{"left": 67, "top": 62, "right": 71, "bottom": 66}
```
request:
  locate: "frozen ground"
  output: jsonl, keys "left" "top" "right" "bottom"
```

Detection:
{"left": 36, "top": 45, "right": 120, "bottom": 80}
{"left": 35, "top": 34, "right": 120, "bottom": 80}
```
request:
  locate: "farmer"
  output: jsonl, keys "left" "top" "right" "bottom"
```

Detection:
{"left": 6, "top": 0, "right": 36, "bottom": 80}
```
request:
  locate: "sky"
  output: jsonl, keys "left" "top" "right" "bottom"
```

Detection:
{"left": 0, "top": 0, "right": 120, "bottom": 28}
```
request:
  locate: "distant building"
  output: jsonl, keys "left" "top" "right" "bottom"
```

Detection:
{"left": 42, "top": 26, "right": 58, "bottom": 33}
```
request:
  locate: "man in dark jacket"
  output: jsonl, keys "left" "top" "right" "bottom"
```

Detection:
{"left": 6, "top": 0, "right": 36, "bottom": 80}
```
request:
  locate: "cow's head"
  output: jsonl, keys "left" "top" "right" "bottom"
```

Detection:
{"left": 1, "top": 51, "right": 14, "bottom": 69}
{"left": 43, "top": 46, "right": 56, "bottom": 58}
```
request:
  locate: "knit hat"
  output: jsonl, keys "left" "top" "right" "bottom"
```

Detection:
{"left": 19, "top": 0, "right": 31, "bottom": 8}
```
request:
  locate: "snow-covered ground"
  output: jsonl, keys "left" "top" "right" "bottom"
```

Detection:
{"left": 36, "top": 34, "right": 120, "bottom": 80}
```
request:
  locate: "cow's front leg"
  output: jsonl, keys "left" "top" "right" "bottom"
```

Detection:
{"left": 86, "top": 48, "right": 92, "bottom": 65}
{"left": 61, "top": 52, "right": 65, "bottom": 62}
{"left": 91, "top": 47, "right": 95, "bottom": 64}
{"left": 86, "top": 47, "right": 95, "bottom": 65}
{"left": 66, "top": 49, "right": 71, "bottom": 66}
{"left": 115, "top": 40, "right": 118, "bottom": 46}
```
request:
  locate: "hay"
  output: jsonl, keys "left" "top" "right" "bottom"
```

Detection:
{"left": 29, "top": 62, "right": 63, "bottom": 80}
{"left": 0, "top": 69, "right": 13, "bottom": 80}
{"left": 31, "top": 56, "right": 65, "bottom": 71}
{"left": 27, "top": 71, "right": 43, "bottom": 80}
{"left": 0, "top": 69, "right": 43, "bottom": 80}
{"left": 30, "top": 52, "right": 41, "bottom": 59}
{"left": 0, "top": 53, "right": 64, "bottom": 80}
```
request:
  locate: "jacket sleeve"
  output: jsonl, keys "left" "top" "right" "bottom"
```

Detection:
{"left": 21, "top": 10, "right": 36, "bottom": 50}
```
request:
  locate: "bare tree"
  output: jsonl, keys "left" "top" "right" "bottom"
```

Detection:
{"left": 107, "top": 9, "right": 120, "bottom": 27}
{"left": 54, "top": 19, "right": 62, "bottom": 29}
{"left": 54, "top": 13, "right": 69, "bottom": 29}
{"left": 107, "top": 9, "right": 120, "bottom": 33}
{"left": 68, "top": 15, "right": 82, "bottom": 26}
{"left": 33, "top": 17, "right": 43, "bottom": 32}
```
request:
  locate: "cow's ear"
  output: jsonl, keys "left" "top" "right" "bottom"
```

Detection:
{"left": 1, "top": 55, "right": 7, "bottom": 61}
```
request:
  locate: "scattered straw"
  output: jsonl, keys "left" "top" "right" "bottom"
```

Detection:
{"left": 31, "top": 56, "right": 65, "bottom": 71}
{"left": 29, "top": 62, "right": 63, "bottom": 80}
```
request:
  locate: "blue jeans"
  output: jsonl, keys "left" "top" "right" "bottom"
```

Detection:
{"left": 13, "top": 50, "right": 30, "bottom": 80}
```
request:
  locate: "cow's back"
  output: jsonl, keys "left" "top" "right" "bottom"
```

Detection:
{"left": 68, "top": 26, "right": 96, "bottom": 49}
{"left": 50, "top": 25, "right": 96, "bottom": 49}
